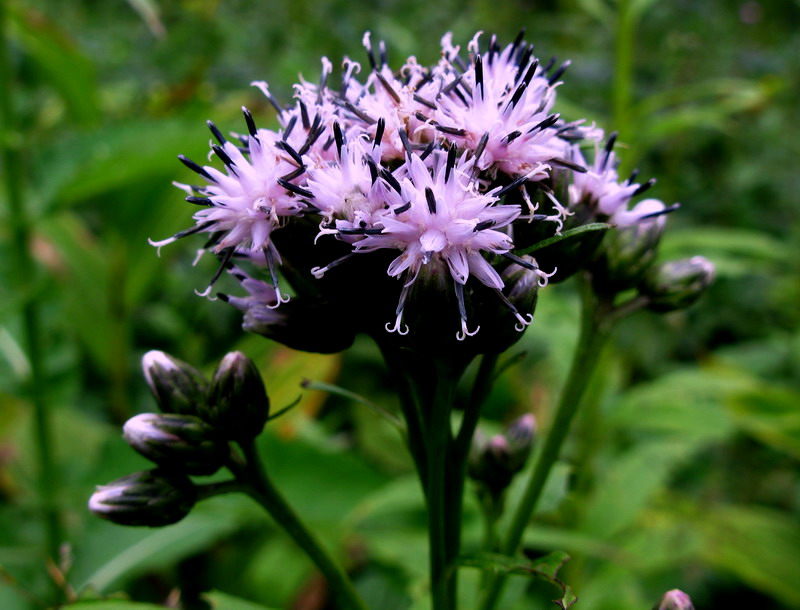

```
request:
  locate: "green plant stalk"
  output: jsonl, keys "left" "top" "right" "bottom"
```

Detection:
{"left": 478, "top": 279, "right": 613, "bottom": 610}
{"left": 0, "top": 3, "right": 63, "bottom": 566}
{"left": 612, "top": 0, "right": 635, "bottom": 139}
{"left": 235, "top": 440, "right": 368, "bottom": 610}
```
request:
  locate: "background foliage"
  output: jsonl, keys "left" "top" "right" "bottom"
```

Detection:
{"left": 1, "top": 0, "right": 798, "bottom": 608}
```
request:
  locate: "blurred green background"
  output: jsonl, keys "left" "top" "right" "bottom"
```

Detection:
{"left": 1, "top": 0, "right": 799, "bottom": 608}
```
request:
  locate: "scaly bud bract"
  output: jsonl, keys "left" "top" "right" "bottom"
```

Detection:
{"left": 141, "top": 350, "right": 208, "bottom": 416}
{"left": 88, "top": 469, "right": 196, "bottom": 527}
{"left": 640, "top": 256, "right": 715, "bottom": 312}
{"left": 592, "top": 199, "right": 667, "bottom": 293}
{"left": 505, "top": 413, "right": 537, "bottom": 472}
{"left": 123, "top": 413, "right": 228, "bottom": 476}
{"left": 203, "top": 351, "right": 270, "bottom": 440}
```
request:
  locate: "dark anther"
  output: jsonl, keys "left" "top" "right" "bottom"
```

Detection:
{"left": 283, "top": 115, "right": 298, "bottom": 141}
{"left": 212, "top": 145, "right": 237, "bottom": 171}
{"left": 278, "top": 179, "right": 314, "bottom": 199}
{"left": 381, "top": 169, "right": 403, "bottom": 194}
{"left": 413, "top": 94, "right": 437, "bottom": 110}
{"left": 242, "top": 107, "right": 259, "bottom": 139}
{"left": 475, "top": 55, "right": 485, "bottom": 100}
{"left": 474, "top": 132, "right": 489, "bottom": 162}
{"left": 541, "top": 56, "right": 556, "bottom": 74}
{"left": 496, "top": 173, "right": 531, "bottom": 197}
{"left": 203, "top": 248, "right": 237, "bottom": 294}
{"left": 547, "top": 60, "right": 571, "bottom": 85}
{"left": 398, "top": 129, "right": 413, "bottom": 159}
{"left": 639, "top": 202, "right": 680, "bottom": 219}
{"left": 393, "top": 201, "right": 411, "bottom": 214}
{"left": 445, "top": 145, "right": 458, "bottom": 183}
{"left": 344, "top": 101, "right": 378, "bottom": 125}
{"left": 202, "top": 230, "right": 225, "bottom": 250}
{"left": 509, "top": 82, "right": 528, "bottom": 108}
{"left": 600, "top": 131, "right": 618, "bottom": 171}
{"left": 419, "top": 141, "right": 435, "bottom": 161}
{"left": 425, "top": 187, "right": 437, "bottom": 214}
{"left": 521, "top": 59, "right": 539, "bottom": 86}
{"left": 505, "top": 130, "right": 522, "bottom": 144}
{"left": 186, "top": 196, "right": 213, "bottom": 206}
{"left": 280, "top": 166, "right": 306, "bottom": 182}
{"left": 435, "top": 125, "right": 467, "bottom": 136}
{"left": 501, "top": 251, "right": 538, "bottom": 271}
{"left": 627, "top": 168, "right": 640, "bottom": 184}
{"left": 442, "top": 74, "right": 465, "bottom": 96}
{"left": 374, "top": 118, "right": 386, "bottom": 148}
{"left": 333, "top": 122, "right": 345, "bottom": 156}
{"left": 297, "top": 123, "right": 325, "bottom": 156}
{"left": 299, "top": 100, "right": 310, "bottom": 129}
{"left": 632, "top": 177, "right": 657, "bottom": 197}
{"left": 178, "top": 155, "right": 215, "bottom": 182}
{"left": 207, "top": 121, "right": 227, "bottom": 145}
{"left": 551, "top": 157, "right": 587, "bottom": 173}
{"left": 475, "top": 220, "right": 496, "bottom": 232}
{"left": 376, "top": 72, "right": 401, "bottom": 105}
{"left": 365, "top": 155, "right": 379, "bottom": 183}
{"left": 511, "top": 29, "right": 526, "bottom": 51}
{"left": 277, "top": 141, "right": 304, "bottom": 166}
{"left": 531, "top": 113, "right": 559, "bottom": 132}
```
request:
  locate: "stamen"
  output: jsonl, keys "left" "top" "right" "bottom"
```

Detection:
{"left": 374, "top": 117, "right": 386, "bottom": 148}
{"left": 454, "top": 283, "right": 479, "bottom": 341}
{"left": 386, "top": 281, "right": 412, "bottom": 335}
{"left": 425, "top": 187, "right": 437, "bottom": 214}
{"left": 282, "top": 115, "right": 298, "bottom": 140}
{"left": 277, "top": 179, "right": 314, "bottom": 199}
{"left": 375, "top": 72, "right": 401, "bottom": 105}
{"left": 242, "top": 107, "right": 259, "bottom": 139}
{"left": 211, "top": 145, "right": 237, "bottom": 173}
{"left": 264, "top": 248, "right": 290, "bottom": 307}
{"left": 475, "top": 55, "right": 484, "bottom": 100}
{"left": 277, "top": 141, "right": 304, "bottom": 166}
{"left": 445, "top": 145, "right": 457, "bottom": 183}
{"left": 178, "top": 155, "right": 215, "bottom": 182}
{"left": 530, "top": 113, "right": 559, "bottom": 132}
{"left": 632, "top": 177, "right": 656, "bottom": 197}
{"left": 550, "top": 157, "right": 587, "bottom": 173}
{"left": 310, "top": 252, "right": 356, "bottom": 278}
{"left": 474, "top": 220, "right": 495, "bottom": 231}
{"left": 186, "top": 196, "right": 213, "bottom": 206}
{"left": 493, "top": 288, "right": 534, "bottom": 331}
{"left": 393, "top": 201, "right": 411, "bottom": 214}
{"left": 333, "top": 122, "right": 345, "bottom": 157}
{"left": 299, "top": 100, "right": 310, "bottom": 129}
{"left": 194, "top": 248, "right": 235, "bottom": 298}
{"left": 435, "top": 125, "right": 467, "bottom": 136}
{"left": 547, "top": 59, "right": 571, "bottom": 85}
{"left": 474, "top": 132, "right": 489, "bottom": 162}
{"left": 148, "top": 220, "right": 215, "bottom": 254}
{"left": 250, "top": 81, "right": 283, "bottom": 115}
{"left": 344, "top": 101, "right": 378, "bottom": 125}
{"left": 638, "top": 203, "right": 680, "bottom": 220}
{"left": 601, "top": 131, "right": 617, "bottom": 171}
{"left": 381, "top": 168, "right": 403, "bottom": 194}
{"left": 419, "top": 141, "right": 435, "bottom": 161}
{"left": 207, "top": 120, "right": 227, "bottom": 145}
{"left": 413, "top": 94, "right": 437, "bottom": 110}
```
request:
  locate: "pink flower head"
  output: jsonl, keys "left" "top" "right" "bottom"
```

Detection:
{"left": 151, "top": 108, "right": 310, "bottom": 301}
{"left": 341, "top": 148, "right": 523, "bottom": 340}
{"left": 568, "top": 134, "right": 678, "bottom": 226}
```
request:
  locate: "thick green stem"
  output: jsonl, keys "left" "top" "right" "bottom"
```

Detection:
{"left": 236, "top": 440, "right": 368, "bottom": 610}
{"left": 479, "top": 280, "right": 613, "bottom": 610}
{"left": 424, "top": 361, "right": 457, "bottom": 610}
{"left": 0, "top": 3, "right": 63, "bottom": 567}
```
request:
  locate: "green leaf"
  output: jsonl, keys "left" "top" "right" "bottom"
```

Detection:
{"left": 65, "top": 602, "right": 165, "bottom": 609}
{"left": 204, "top": 590, "right": 280, "bottom": 610}
{"left": 514, "top": 223, "right": 610, "bottom": 257}
{"left": 459, "top": 551, "right": 577, "bottom": 609}
{"left": 696, "top": 505, "right": 800, "bottom": 607}
{"left": 728, "top": 387, "right": 800, "bottom": 459}
{"left": 8, "top": 5, "right": 99, "bottom": 125}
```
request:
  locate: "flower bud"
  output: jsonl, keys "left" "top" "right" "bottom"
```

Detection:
{"left": 592, "top": 199, "right": 667, "bottom": 292}
{"left": 203, "top": 351, "right": 270, "bottom": 440}
{"left": 141, "top": 350, "right": 208, "bottom": 416}
{"left": 123, "top": 413, "right": 228, "bottom": 476}
{"left": 505, "top": 414, "right": 537, "bottom": 472}
{"left": 655, "top": 589, "right": 694, "bottom": 610}
{"left": 468, "top": 414, "right": 536, "bottom": 496}
{"left": 88, "top": 470, "right": 196, "bottom": 527}
{"left": 640, "top": 256, "right": 715, "bottom": 312}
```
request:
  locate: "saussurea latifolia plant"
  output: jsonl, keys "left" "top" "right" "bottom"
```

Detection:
{"left": 90, "top": 31, "right": 713, "bottom": 609}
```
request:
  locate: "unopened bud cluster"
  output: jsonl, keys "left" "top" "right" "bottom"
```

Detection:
{"left": 469, "top": 414, "right": 536, "bottom": 498}
{"left": 590, "top": 201, "right": 714, "bottom": 312}
{"left": 89, "top": 350, "right": 271, "bottom": 527}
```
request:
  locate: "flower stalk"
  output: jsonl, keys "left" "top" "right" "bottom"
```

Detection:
{"left": 478, "top": 275, "right": 616, "bottom": 610}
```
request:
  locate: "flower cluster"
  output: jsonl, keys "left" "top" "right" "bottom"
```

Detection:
{"left": 153, "top": 31, "right": 677, "bottom": 350}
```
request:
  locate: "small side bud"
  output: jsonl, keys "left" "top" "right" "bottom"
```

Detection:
{"left": 468, "top": 414, "right": 537, "bottom": 496}
{"left": 640, "top": 256, "right": 715, "bottom": 312}
{"left": 654, "top": 589, "right": 694, "bottom": 610}
{"left": 592, "top": 199, "right": 667, "bottom": 292}
{"left": 142, "top": 350, "right": 208, "bottom": 416}
{"left": 203, "top": 352, "right": 270, "bottom": 440}
{"left": 123, "top": 413, "right": 228, "bottom": 476}
{"left": 88, "top": 470, "right": 196, "bottom": 527}
{"left": 505, "top": 413, "right": 536, "bottom": 472}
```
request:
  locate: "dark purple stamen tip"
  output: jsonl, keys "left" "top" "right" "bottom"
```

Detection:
{"left": 186, "top": 196, "right": 213, "bottom": 206}
{"left": 374, "top": 118, "right": 386, "bottom": 148}
{"left": 242, "top": 107, "right": 259, "bottom": 139}
{"left": 277, "top": 179, "right": 314, "bottom": 199}
{"left": 445, "top": 145, "right": 458, "bottom": 183}
{"left": 632, "top": 177, "right": 656, "bottom": 197}
{"left": 178, "top": 155, "right": 215, "bottom": 182}
{"left": 425, "top": 187, "right": 437, "bottom": 214}
{"left": 207, "top": 120, "right": 227, "bottom": 145}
